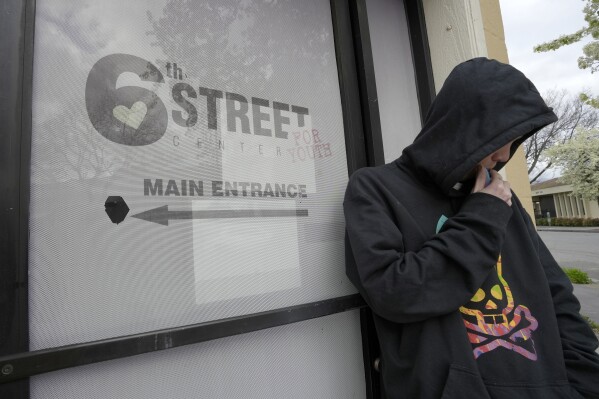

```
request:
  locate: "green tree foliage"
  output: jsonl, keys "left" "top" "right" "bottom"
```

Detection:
{"left": 534, "top": 0, "right": 599, "bottom": 72}
{"left": 547, "top": 128, "right": 599, "bottom": 200}
{"left": 534, "top": 0, "right": 599, "bottom": 107}
{"left": 580, "top": 92, "right": 599, "bottom": 108}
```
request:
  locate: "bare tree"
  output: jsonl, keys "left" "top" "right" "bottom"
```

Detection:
{"left": 32, "top": 108, "right": 130, "bottom": 184}
{"left": 525, "top": 89, "right": 599, "bottom": 183}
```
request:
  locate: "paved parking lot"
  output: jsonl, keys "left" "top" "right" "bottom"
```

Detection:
{"left": 539, "top": 230, "right": 599, "bottom": 324}
{"left": 539, "top": 230, "right": 599, "bottom": 280}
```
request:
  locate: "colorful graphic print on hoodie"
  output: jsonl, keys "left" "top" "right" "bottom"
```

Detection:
{"left": 435, "top": 216, "right": 540, "bottom": 361}
{"left": 460, "top": 256, "right": 539, "bottom": 361}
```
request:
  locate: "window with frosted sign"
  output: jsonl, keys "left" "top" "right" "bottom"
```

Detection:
{"left": 29, "top": 0, "right": 354, "bottom": 349}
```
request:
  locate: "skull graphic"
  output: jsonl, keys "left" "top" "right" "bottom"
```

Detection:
{"left": 460, "top": 256, "right": 538, "bottom": 360}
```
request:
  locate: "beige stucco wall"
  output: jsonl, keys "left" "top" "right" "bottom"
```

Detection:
{"left": 588, "top": 199, "right": 599, "bottom": 218}
{"left": 422, "top": 0, "right": 487, "bottom": 87}
{"left": 422, "top": 0, "right": 536, "bottom": 219}
{"left": 479, "top": 0, "right": 535, "bottom": 219}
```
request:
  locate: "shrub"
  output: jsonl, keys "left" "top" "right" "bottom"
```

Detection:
{"left": 583, "top": 315, "right": 599, "bottom": 334}
{"left": 583, "top": 218, "right": 599, "bottom": 227}
{"left": 563, "top": 268, "right": 593, "bottom": 284}
{"left": 536, "top": 217, "right": 599, "bottom": 227}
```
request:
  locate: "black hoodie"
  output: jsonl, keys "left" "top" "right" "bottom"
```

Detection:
{"left": 344, "top": 58, "right": 599, "bottom": 398}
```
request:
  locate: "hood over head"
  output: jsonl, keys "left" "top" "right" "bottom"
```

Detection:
{"left": 399, "top": 58, "right": 557, "bottom": 195}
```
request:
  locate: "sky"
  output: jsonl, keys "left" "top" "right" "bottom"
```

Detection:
{"left": 499, "top": 0, "right": 598, "bottom": 97}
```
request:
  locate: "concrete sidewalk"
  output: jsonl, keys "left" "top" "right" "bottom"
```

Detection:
{"left": 537, "top": 226, "right": 599, "bottom": 233}
{"left": 573, "top": 283, "right": 599, "bottom": 325}
{"left": 573, "top": 284, "right": 599, "bottom": 347}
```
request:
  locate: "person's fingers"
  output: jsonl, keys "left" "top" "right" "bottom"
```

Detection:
{"left": 478, "top": 170, "right": 512, "bottom": 206}
{"left": 489, "top": 169, "right": 501, "bottom": 182}
{"left": 504, "top": 181, "right": 512, "bottom": 205}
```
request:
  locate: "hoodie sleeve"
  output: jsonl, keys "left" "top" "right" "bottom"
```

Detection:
{"left": 511, "top": 206, "right": 599, "bottom": 397}
{"left": 538, "top": 237, "right": 599, "bottom": 398}
{"left": 343, "top": 169, "right": 513, "bottom": 324}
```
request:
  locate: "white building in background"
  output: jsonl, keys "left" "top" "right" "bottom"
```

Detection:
{"left": 531, "top": 178, "right": 599, "bottom": 219}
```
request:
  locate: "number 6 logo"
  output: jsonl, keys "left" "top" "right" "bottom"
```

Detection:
{"left": 85, "top": 54, "right": 168, "bottom": 146}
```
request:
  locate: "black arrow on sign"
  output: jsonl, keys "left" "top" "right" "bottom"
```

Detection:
{"left": 131, "top": 205, "right": 309, "bottom": 226}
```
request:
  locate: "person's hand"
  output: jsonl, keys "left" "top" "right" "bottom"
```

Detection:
{"left": 471, "top": 166, "right": 512, "bottom": 206}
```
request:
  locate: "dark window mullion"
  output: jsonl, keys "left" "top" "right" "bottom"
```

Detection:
{"left": 345, "top": 2, "right": 437, "bottom": 399}
{"left": 404, "top": 0, "right": 436, "bottom": 123}
{"left": 349, "top": 0, "right": 385, "bottom": 168}
{"left": 0, "top": 295, "right": 366, "bottom": 383}
{"left": 1, "top": 0, "right": 36, "bottom": 397}
{"left": 330, "top": 0, "right": 369, "bottom": 175}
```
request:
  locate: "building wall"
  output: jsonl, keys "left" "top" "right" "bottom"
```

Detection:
{"left": 423, "top": 0, "right": 536, "bottom": 219}
{"left": 553, "top": 194, "right": 599, "bottom": 218}
{"left": 588, "top": 198, "right": 599, "bottom": 218}
{"left": 532, "top": 183, "right": 599, "bottom": 218}
{"left": 423, "top": 0, "right": 487, "bottom": 88}
{"left": 538, "top": 195, "right": 557, "bottom": 218}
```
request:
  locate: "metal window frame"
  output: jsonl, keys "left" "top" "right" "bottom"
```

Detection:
{"left": 0, "top": 0, "right": 36, "bottom": 396}
{"left": 404, "top": 0, "right": 436, "bottom": 124}
{"left": 0, "top": 0, "right": 434, "bottom": 397}
{"left": 0, "top": 295, "right": 366, "bottom": 384}
{"left": 347, "top": 1, "right": 435, "bottom": 397}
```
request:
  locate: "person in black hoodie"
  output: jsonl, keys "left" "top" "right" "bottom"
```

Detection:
{"left": 344, "top": 58, "right": 599, "bottom": 398}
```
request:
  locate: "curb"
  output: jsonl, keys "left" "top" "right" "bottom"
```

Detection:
{"left": 537, "top": 228, "right": 599, "bottom": 233}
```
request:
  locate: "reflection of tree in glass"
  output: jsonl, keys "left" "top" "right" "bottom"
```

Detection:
{"left": 146, "top": 0, "right": 334, "bottom": 93}
{"left": 31, "top": 105, "right": 129, "bottom": 184}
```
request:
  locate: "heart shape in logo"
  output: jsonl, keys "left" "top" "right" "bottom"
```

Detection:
{"left": 113, "top": 102, "right": 148, "bottom": 130}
